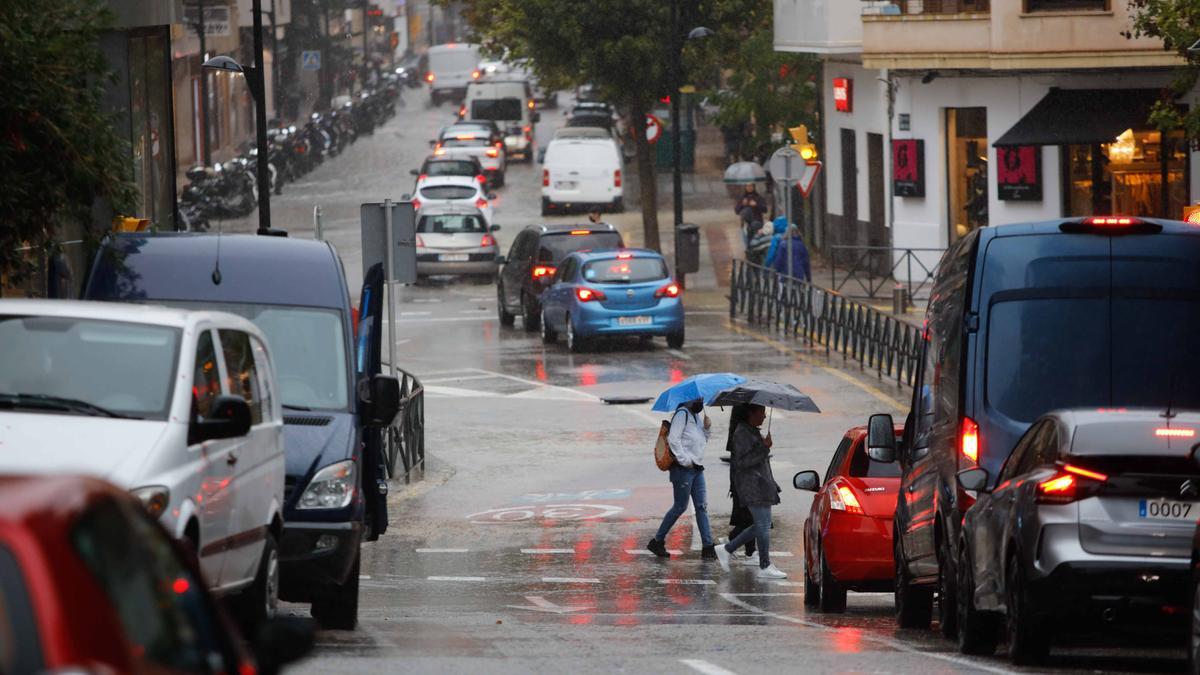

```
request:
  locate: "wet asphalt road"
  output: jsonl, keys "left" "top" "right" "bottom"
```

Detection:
{"left": 226, "top": 89, "right": 1189, "bottom": 674}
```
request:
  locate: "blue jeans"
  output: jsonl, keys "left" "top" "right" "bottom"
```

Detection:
{"left": 654, "top": 465, "right": 714, "bottom": 547}
{"left": 725, "top": 504, "right": 771, "bottom": 568}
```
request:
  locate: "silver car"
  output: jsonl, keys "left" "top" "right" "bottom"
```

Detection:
{"left": 415, "top": 205, "right": 501, "bottom": 279}
{"left": 955, "top": 408, "right": 1200, "bottom": 664}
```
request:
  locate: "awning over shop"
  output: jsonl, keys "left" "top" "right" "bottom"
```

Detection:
{"left": 993, "top": 89, "right": 1166, "bottom": 147}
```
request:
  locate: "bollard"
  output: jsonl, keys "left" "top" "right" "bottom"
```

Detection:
{"left": 892, "top": 285, "right": 909, "bottom": 315}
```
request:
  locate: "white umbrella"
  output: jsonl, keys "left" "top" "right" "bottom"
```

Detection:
{"left": 723, "top": 161, "right": 767, "bottom": 185}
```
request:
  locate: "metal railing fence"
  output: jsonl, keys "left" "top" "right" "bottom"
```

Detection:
{"left": 385, "top": 367, "right": 425, "bottom": 483}
{"left": 829, "top": 246, "right": 944, "bottom": 307}
{"left": 730, "top": 259, "right": 924, "bottom": 389}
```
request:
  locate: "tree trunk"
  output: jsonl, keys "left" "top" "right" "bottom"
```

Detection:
{"left": 630, "top": 101, "right": 660, "bottom": 252}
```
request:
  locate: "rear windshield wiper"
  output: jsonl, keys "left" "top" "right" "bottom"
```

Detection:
{"left": 0, "top": 393, "right": 138, "bottom": 419}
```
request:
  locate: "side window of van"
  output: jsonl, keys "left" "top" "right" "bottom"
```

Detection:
{"left": 219, "top": 330, "right": 264, "bottom": 425}
{"left": 250, "top": 336, "right": 275, "bottom": 422}
{"left": 912, "top": 335, "right": 938, "bottom": 450}
{"left": 193, "top": 330, "right": 221, "bottom": 419}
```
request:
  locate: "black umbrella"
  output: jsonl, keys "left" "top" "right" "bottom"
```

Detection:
{"left": 706, "top": 380, "right": 820, "bottom": 413}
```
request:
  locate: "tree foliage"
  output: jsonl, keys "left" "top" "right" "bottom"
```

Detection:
{"left": 1127, "top": 0, "right": 1200, "bottom": 140}
{"left": 0, "top": 0, "right": 134, "bottom": 280}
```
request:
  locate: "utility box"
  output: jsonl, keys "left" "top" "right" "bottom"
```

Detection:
{"left": 675, "top": 223, "right": 701, "bottom": 275}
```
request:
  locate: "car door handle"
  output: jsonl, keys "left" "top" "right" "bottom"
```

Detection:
{"left": 227, "top": 452, "right": 238, "bottom": 466}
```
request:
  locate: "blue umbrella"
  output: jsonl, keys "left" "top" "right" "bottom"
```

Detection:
{"left": 652, "top": 373, "right": 746, "bottom": 413}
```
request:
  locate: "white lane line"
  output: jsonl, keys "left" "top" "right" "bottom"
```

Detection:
{"left": 521, "top": 548, "right": 575, "bottom": 554}
{"left": 423, "top": 385, "right": 503, "bottom": 398}
{"left": 770, "top": 552, "right": 795, "bottom": 557}
{"left": 428, "top": 576, "right": 487, "bottom": 582}
{"left": 659, "top": 579, "right": 716, "bottom": 585}
{"left": 770, "top": 581, "right": 805, "bottom": 587}
{"left": 359, "top": 575, "right": 372, "bottom": 580}
{"left": 399, "top": 316, "right": 491, "bottom": 323}
{"left": 688, "top": 310, "right": 732, "bottom": 316}
{"left": 415, "top": 548, "right": 470, "bottom": 553}
{"left": 541, "top": 577, "right": 601, "bottom": 584}
{"left": 458, "top": 309, "right": 492, "bottom": 314}
{"left": 626, "top": 549, "right": 683, "bottom": 556}
{"left": 680, "top": 659, "right": 739, "bottom": 675}
{"left": 422, "top": 374, "right": 500, "bottom": 384}
{"left": 718, "top": 593, "right": 1017, "bottom": 674}
{"left": 400, "top": 311, "right": 432, "bottom": 316}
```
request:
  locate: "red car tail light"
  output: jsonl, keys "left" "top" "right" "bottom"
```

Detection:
{"left": 425, "top": 72, "right": 434, "bottom": 83}
{"left": 543, "top": 169, "right": 550, "bottom": 187}
{"left": 458, "top": 105, "right": 467, "bottom": 118}
{"left": 570, "top": 230, "right": 591, "bottom": 235}
{"left": 485, "top": 147, "right": 499, "bottom": 158}
{"left": 481, "top": 234, "right": 495, "bottom": 247}
{"left": 477, "top": 174, "right": 487, "bottom": 184}
{"left": 1038, "top": 464, "right": 1108, "bottom": 504}
{"left": 528, "top": 100, "right": 535, "bottom": 109}
{"left": 614, "top": 169, "right": 622, "bottom": 187}
{"left": 655, "top": 282, "right": 681, "bottom": 298}
{"left": 829, "top": 484, "right": 864, "bottom": 514}
{"left": 617, "top": 251, "right": 633, "bottom": 259}
{"left": 1156, "top": 428, "right": 1196, "bottom": 438}
{"left": 475, "top": 198, "right": 489, "bottom": 209}
{"left": 532, "top": 265, "right": 556, "bottom": 279}
{"left": 1083, "top": 216, "right": 1141, "bottom": 226}
{"left": 411, "top": 198, "right": 421, "bottom": 210}
{"left": 576, "top": 287, "right": 606, "bottom": 302}
{"left": 471, "top": 69, "right": 481, "bottom": 80}
{"left": 416, "top": 234, "right": 426, "bottom": 248}
{"left": 961, "top": 417, "right": 979, "bottom": 464}
{"left": 1064, "top": 464, "right": 1108, "bottom": 481}
{"left": 418, "top": 173, "right": 428, "bottom": 181}
{"left": 433, "top": 146, "right": 445, "bottom": 156}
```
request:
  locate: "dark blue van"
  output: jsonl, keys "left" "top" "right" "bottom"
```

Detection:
{"left": 864, "top": 217, "right": 1200, "bottom": 634}
{"left": 84, "top": 233, "right": 400, "bottom": 630}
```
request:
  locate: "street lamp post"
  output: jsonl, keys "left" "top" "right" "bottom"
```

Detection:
{"left": 203, "top": 0, "right": 273, "bottom": 236}
{"left": 667, "top": 0, "right": 712, "bottom": 285}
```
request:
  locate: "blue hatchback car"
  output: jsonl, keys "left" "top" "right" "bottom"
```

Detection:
{"left": 538, "top": 249, "right": 685, "bottom": 352}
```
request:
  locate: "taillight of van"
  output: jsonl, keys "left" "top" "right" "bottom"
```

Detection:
{"left": 614, "top": 170, "right": 622, "bottom": 188}
{"left": 960, "top": 417, "right": 979, "bottom": 464}
{"left": 543, "top": 169, "right": 549, "bottom": 187}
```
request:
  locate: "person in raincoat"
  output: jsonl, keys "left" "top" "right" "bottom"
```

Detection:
{"left": 715, "top": 404, "right": 788, "bottom": 579}
{"left": 770, "top": 224, "right": 811, "bottom": 282}
{"left": 647, "top": 399, "right": 717, "bottom": 559}
{"left": 725, "top": 403, "right": 758, "bottom": 562}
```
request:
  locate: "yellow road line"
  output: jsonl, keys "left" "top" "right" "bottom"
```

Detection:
{"left": 724, "top": 320, "right": 908, "bottom": 413}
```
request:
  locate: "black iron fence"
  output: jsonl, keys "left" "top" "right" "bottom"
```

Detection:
{"left": 730, "top": 260, "right": 925, "bottom": 389}
{"left": 829, "top": 246, "right": 944, "bottom": 308}
{"left": 385, "top": 367, "right": 425, "bottom": 483}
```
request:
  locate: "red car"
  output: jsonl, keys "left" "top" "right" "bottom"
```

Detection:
{"left": 0, "top": 474, "right": 307, "bottom": 674}
{"left": 793, "top": 424, "right": 903, "bottom": 612}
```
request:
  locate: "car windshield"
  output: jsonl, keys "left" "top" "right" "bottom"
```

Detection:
{"left": 471, "top": 98, "right": 522, "bottom": 121}
{"left": 425, "top": 161, "right": 476, "bottom": 176}
{"left": 0, "top": 315, "right": 180, "bottom": 420}
{"left": 160, "top": 301, "right": 349, "bottom": 411}
{"left": 418, "top": 214, "right": 487, "bottom": 233}
{"left": 420, "top": 185, "right": 477, "bottom": 200}
{"left": 582, "top": 258, "right": 667, "bottom": 284}
{"left": 537, "top": 232, "right": 623, "bottom": 262}
{"left": 847, "top": 443, "right": 902, "bottom": 478}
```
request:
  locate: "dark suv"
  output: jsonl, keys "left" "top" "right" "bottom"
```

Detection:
{"left": 864, "top": 216, "right": 1200, "bottom": 637}
{"left": 496, "top": 223, "right": 623, "bottom": 330}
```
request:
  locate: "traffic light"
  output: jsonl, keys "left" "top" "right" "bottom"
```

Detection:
{"left": 1184, "top": 203, "right": 1200, "bottom": 224}
{"left": 788, "top": 124, "right": 818, "bottom": 161}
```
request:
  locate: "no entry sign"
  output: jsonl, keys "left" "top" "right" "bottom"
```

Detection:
{"left": 644, "top": 115, "right": 663, "bottom": 145}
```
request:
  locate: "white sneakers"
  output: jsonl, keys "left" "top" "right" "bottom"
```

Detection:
{"left": 714, "top": 544, "right": 732, "bottom": 572}
{"left": 757, "top": 564, "right": 788, "bottom": 580}
{"left": 740, "top": 552, "right": 760, "bottom": 566}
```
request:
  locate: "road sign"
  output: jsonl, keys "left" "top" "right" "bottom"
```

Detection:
{"left": 645, "top": 115, "right": 663, "bottom": 145}
{"left": 301, "top": 50, "right": 322, "bottom": 71}
{"left": 361, "top": 201, "right": 417, "bottom": 284}
{"left": 795, "top": 160, "right": 823, "bottom": 197}
{"left": 768, "top": 146, "right": 822, "bottom": 197}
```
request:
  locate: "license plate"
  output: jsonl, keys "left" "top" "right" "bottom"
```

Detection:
{"left": 438, "top": 253, "right": 469, "bottom": 262}
{"left": 555, "top": 181, "right": 577, "bottom": 190}
{"left": 1139, "top": 499, "right": 1196, "bottom": 520}
{"left": 617, "top": 316, "right": 652, "bottom": 326}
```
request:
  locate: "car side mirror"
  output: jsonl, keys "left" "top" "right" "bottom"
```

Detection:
{"left": 495, "top": 254, "right": 506, "bottom": 265}
{"left": 957, "top": 467, "right": 990, "bottom": 493}
{"left": 252, "top": 616, "right": 315, "bottom": 675}
{"left": 365, "top": 374, "right": 401, "bottom": 427}
{"left": 792, "top": 470, "right": 820, "bottom": 492}
{"left": 189, "top": 395, "right": 251, "bottom": 445}
{"left": 409, "top": 169, "right": 419, "bottom": 176}
{"left": 490, "top": 224, "right": 501, "bottom": 232}
{"left": 866, "top": 413, "right": 897, "bottom": 463}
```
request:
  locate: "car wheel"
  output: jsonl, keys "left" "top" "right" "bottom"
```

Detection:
{"left": 311, "top": 547, "right": 360, "bottom": 631}
{"left": 540, "top": 310, "right": 558, "bottom": 344}
{"left": 522, "top": 294, "right": 541, "bottom": 332}
{"left": 666, "top": 330, "right": 685, "bottom": 349}
{"left": 1005, "top": 554, "right": 1049, "bottom": 665}
{"left": 803, "top": 552, "right": 820, "bottom": 608}
{"left": 818, "top": 549, "right": 847, "bottom": 613}
{"left": 497, "top": 284, "right": 515, "bottom": 327}
{"left": 956, "top": 542, "right": 999, "bottom": 655}
{"left": 937, "top": 532, "right": 959, "bottom": 639}
{"left": 895, "top": 530, "right": 933, "bottom": 629}
{"left": 566, "top": 315, "right": 585, "bottom": 353}
{"left": 232, "top": 531, "right": 279, "bottom": 635}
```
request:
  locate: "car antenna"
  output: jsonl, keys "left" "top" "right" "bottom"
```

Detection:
{"left": 211, "top": 217, "right": 223, "bottom": 285}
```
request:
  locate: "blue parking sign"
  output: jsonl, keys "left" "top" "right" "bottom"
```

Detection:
{"left": 301, "top": 50, "right": 321, "bottom": 71}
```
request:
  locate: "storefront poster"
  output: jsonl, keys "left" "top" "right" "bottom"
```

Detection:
{"left": 833, "top": 78, "right": 852, "bottom": 113}
{"left": 996, "top": 145, "right": 1042, "bottom": 201}
{"left": 892, "top": 139, "right": 924, "bottom": 198}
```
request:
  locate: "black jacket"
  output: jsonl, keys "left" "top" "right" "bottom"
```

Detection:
{"left": 731, "top": 423, "right": 780, "bottom": 507}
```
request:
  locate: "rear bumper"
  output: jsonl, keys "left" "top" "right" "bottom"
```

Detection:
{"left": 572, "top": 300, "right": 683, "bottom": 338}
{"left": 823, "top": 512, "right": 894, "bottom": 585}
{"left": 505, "top": 136, "right": 532, "bottom": 155}
{"left": 417, "top": 250, "right": 498, "bottom": 275}
{"left": 279, "top": 520, "right": 362, "bottom": 598}
{"left": 1031, "top": 561, "right": 1189, "bottom": 628}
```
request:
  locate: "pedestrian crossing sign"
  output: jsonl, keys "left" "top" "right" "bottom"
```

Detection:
{"left": 302, "top": 50, "right": 321, "bottom": 71}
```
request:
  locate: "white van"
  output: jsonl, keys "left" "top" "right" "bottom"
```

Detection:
{"left": 464, "top": 79, "right": 538, "bottom": 161}
{"left": 0, "top": 299, "right": 286, "bottom": 626}
{"left": 426, "top": 43, "right": 480, "bottom": 105}
{"left": 541, "top": 138, "right": 624, "bottom": 215}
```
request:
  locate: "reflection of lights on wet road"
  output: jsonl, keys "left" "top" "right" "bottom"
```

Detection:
{"left": 535, "top": 359, "right": 547, "bottom": 382}
{"left": 670, "top": 368, "right": 685, "bottom": 383}
{"left": 579, "top": 365, "right": 597, "bottom": 386}
{"left": 832, "top": 627, "right": 863, "bottom": 653}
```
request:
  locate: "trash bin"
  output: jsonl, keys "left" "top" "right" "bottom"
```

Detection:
{"left": 675, "top": 223, "right": 701, "bottom": 275}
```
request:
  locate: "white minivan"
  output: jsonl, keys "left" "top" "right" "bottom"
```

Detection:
{"left": 464, "top": 79, "right": 538, "bottom": 161}
{"left": 426, "top": 43, "right": 480, "bottom": 105}
{"left": 541, "top": 137, "right": 624, "bottom": 215}
{"left": 0, "top": 299, "right": 286, "bottom": 626}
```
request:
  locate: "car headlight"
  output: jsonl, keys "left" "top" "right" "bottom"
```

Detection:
{"left": 297, "top": 460, "right": 356, "bottom": 510}
{"left": 131, "top": 485, "right": 170, "bottom": 519}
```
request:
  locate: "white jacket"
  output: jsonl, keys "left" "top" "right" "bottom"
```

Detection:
{"left": 668, "top": 408, "right": 710, "bottom": 468}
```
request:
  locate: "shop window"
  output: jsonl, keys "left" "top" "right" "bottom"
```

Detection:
{"left": 1025, "top": 0, "right": 1107, "bottom": 11}
{"left": 1063, "top": 129, "right": 1187, "bottom": 218}
{"left": 946, "top": 107, "right": 988, "bottom": 243}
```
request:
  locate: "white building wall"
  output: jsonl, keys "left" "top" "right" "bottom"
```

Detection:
{"left": 822, "top": 59, "right": 891, "bottom": 242}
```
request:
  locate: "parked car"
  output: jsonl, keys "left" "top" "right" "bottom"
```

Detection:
{"left": 496, "top": 223, "right": 624, "bottom": 331}
{"left": 792, "top": 422, "right": 903, "bottom": 613}
{"left": 0, "top": 299, "right": 285, "bottom": 628}
{"left": 415, "top": 204, "right": 501, "bottom": 280}
{"left": 406, "top": 175, "right": 496, "bottom": 225}
{"left": 434, "top": 127, "right": 507, "bottom": 188}
{"left": 0, "top": 474, "right": 311, "bottom": 674}
{"left": 410, "top": 156, "right": 487, "bottom": 194}
{"left": 541, "top": 137, "right": 623, "bottom": 215}
{"left": 426, "top": 42, "right": 480, "bottom": 105}
{"left": 84, "top": 233, "right": 403, "bottom": 631}
{"left": 539, "top": 249, "right": 684, "bottom": 352}
{"left": 863, "top": 216, "right": 1200, "bottom": 637}
{"left": 953, "top": 409, "right": 1199, "bottom": 664}
{"left": 464, "top": 79, "right": 538, "bottom": 161}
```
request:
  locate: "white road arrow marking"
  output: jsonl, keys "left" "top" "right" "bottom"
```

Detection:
{"left": 506, "top": 595, "right": 592, "bottom": 614}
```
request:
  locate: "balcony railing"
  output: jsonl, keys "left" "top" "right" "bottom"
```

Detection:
{"left": 863, "top": 0, "right": 990, "bottom": 15}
